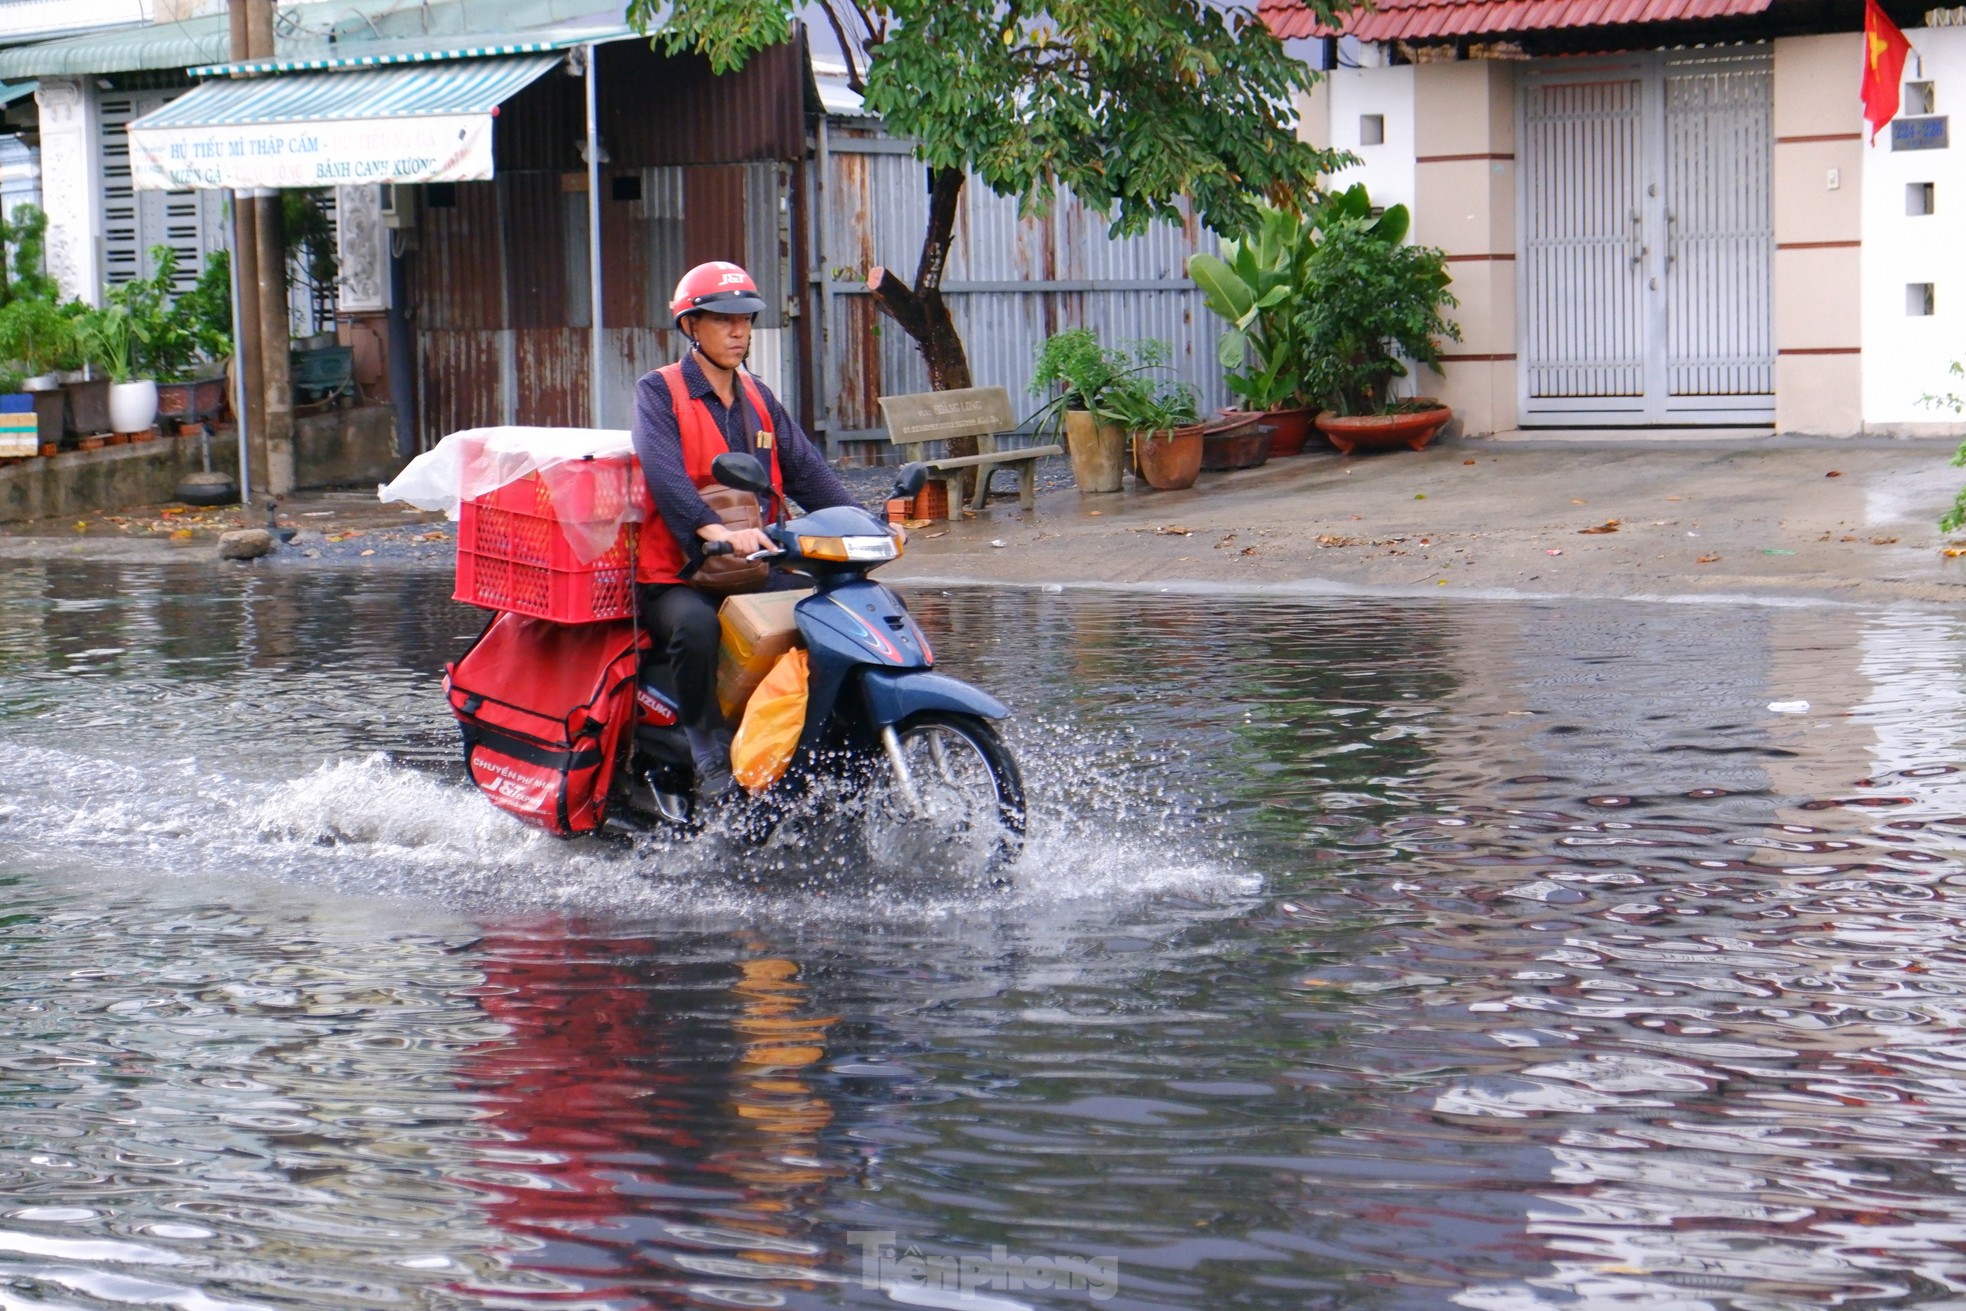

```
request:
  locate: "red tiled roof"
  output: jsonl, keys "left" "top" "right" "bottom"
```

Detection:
{"left": 1260, "top": 0, "right": 1772, "bottom": 41}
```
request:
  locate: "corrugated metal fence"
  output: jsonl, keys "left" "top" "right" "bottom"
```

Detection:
{"left": 809, "top": 119, "right": 1227, "bottom": 461}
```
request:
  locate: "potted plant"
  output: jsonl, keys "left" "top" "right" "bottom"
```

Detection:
{"left": 76, "top": 301, "right": 154, "bottom": 437}
{"left": 1188, "top": 204, "right": 1318, "bottom": 457}
{"left": 156, "top": 251, "right": 232, "bottom": 426}
{"left": 1030, "top": 328, "right": 1138, "bottom": 493}
{"left": 1298, "top": 185, "right": 1461, "bottom": 454}
{"left": 0, "top": 297, "right": 75, "bottom": 449}
{"left": 1093, "top": 344, "right": 1204, "bottom": 491}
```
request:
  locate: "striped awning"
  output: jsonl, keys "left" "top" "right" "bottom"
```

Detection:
{"left": 125, "top": 56, "right": 561, "bottom": 191}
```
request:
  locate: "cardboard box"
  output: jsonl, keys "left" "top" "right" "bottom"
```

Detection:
{"left": 716, "top": 588, "right": 813, "bottom": 720}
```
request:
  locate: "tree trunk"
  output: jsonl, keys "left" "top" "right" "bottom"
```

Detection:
{"left": 866, "top": 166, "right": 980, "bottom": 497}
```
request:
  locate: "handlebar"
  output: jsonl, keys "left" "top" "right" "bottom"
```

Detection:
{"left": 697, "top": 538, "right": 782, "bottom": 561}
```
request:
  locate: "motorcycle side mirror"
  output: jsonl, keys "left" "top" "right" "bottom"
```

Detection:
{"left": 892, "top": 461, "right": 929, "bottom": 500}
{"left": 711, "top": 452, "right": 772, "bottom": 495}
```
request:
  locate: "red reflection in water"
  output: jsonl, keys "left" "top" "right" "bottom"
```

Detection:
{"left": 449, "top": 923, "right": 844, "bottom": 1306}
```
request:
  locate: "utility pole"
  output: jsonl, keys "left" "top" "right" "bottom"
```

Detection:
{"left": 245, "top": 0, "right": 293, "bottom": 494}
{"left": 226, "top": 0, "right": 261, "bottom": 497}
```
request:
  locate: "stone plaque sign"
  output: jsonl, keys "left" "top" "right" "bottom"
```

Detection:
{"left": 878, "top": 387, "right": 1016, "bottom": 442}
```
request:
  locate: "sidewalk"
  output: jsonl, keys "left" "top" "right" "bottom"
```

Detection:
{"left": 887, "top": 434, "right": 1966, "bottom": 607}
{"left": 5, "top": 434, "right": 1966, "bottom": 608}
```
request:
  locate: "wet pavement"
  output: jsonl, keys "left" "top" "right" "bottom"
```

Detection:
{"left": 5, "top": 564, "right": 1966, "bottom": 1308}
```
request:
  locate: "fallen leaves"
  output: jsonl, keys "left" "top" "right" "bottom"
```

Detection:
{"left": 1578, "top": 520, "right": 1621, "bottom": 535}
{"left": 1945, "top": 547, "right": 1966, "bottom": 559}
{"left": 1826, "top": 470, "right": 1844, "bottom": 478}
{"left": 1697, "top": 553, "right": 1720, "bottom": 564}
{"left": 1316, "top": 533, "right": 1413, "bottom": 549}
{"left": 1157, "top": 525, "right": 1194, "bottom": 536}
{"left": 1871, "top": 536, "right": 1899, "bottom": 546}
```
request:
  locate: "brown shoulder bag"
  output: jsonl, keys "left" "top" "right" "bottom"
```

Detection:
{"left": 688, "top": 483, "right": 771, "bottom": 595}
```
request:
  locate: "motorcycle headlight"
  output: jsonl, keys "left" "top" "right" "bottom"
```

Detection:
{"left": 799, "top": 534, "right": 900, "bottom": 562}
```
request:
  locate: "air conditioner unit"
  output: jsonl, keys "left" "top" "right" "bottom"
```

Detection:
{"left": 380, "top": 183, "right": 417, "bottom": 229}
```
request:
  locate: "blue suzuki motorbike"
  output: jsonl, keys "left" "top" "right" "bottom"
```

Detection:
{"left": 613, "top": 454, "right": 1025, "bottom": 871}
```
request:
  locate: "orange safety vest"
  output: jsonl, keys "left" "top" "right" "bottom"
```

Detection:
{"left": 635, "top": 363, "right": 783, "bottom": 586}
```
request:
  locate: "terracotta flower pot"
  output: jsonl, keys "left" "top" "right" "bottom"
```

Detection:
{"left": 1063, "top": 408, "right": 1127, "bottom": 493}
{"left": 1133, "top": 423, "right": 1205, "bottom": 491}
{"left": 1315, "top": 404, "right": 1452, "bottom": 455}
{"left": 157, "top": 376, "right": 227, "bottom": 422}
{"left": 1260, "top": 406, "right": 1315, "bottom": 457}
{"left": 1200, "top": 415, "right": 1272, "bottom": 471}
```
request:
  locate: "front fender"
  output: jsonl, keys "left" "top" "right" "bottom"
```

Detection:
{"left": 858, "top": 669, "right": 1009, "bottom": 728}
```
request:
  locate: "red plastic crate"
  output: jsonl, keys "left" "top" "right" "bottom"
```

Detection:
{"left": 453, "top": 462, "right": 645, "bottom": 623}
{"left": 454, "top": 546, "right": 638, "bottom": 623}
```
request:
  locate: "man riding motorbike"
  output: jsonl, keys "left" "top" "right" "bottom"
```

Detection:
{"left": 630, "top": 261, "right": 860, "bottom": 807}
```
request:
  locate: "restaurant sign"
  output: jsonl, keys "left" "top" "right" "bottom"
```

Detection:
{"left": 129, "top": 114, "right": 494, "bottom": 191}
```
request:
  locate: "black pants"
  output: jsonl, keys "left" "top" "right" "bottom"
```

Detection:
{"left": 636, "top": 576, "right": 804, "bottom": 737}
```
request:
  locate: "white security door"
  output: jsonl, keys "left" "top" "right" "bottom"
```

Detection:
{"left": 99, "top": 88, "right": 228, "bottom": 299}
{"left": 1519, "top": 50, "right": 1773, "bottom": 425}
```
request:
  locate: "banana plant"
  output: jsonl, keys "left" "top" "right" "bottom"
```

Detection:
{"left": 1189, "top": 204, "right": 1310, "bottom": 412}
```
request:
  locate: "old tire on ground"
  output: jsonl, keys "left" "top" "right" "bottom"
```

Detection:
{"left": 176, "top": 472, "right": 239, "bottom": 506}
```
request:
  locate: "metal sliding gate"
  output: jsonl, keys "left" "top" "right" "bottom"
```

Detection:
{"left": 1519, "top": 49, "right": 1773, "bottom": 425}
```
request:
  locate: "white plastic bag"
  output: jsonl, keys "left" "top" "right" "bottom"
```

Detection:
{"left": 379, "top": 426, "right": 644, "bottom": 563}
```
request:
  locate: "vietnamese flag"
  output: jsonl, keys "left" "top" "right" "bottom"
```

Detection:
{"left": 1862, "top": 0, "right": 1913, "bottom": 143}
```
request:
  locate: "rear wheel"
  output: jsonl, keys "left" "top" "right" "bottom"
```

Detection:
{"left": 866, "top": 712, "right": 1025, "bottom": 878}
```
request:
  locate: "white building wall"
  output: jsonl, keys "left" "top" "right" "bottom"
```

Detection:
{"left": 1861, "top": 26, "right": 1966, "bottom": 428}
{"left": 0, "top": 0, "right": 149, "bottom": 41}
{"left": 1323, "top": 65, "right": 1417, "bottom": 214}
{"left": 32, "top": 77, "right": 101, "bottom": 303}
{"left": 0, "top": 136, "right": 40, "bottom": 217}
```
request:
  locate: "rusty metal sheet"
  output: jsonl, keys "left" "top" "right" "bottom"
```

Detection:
{"left": 499, "top": 171, "right": 572, "bottom": 330}
{"left": 416, "top": 330, "right": 502, "bottom": 447}
{"left": 1261, "top": 0, "right": 1771, "bottom": 40}
{"left": 514, "top": 327, "right": 588, "bottom": 427}
{"left": 603, "top": 39, "right": 805, "bottom": 166}
{"left": 684, "top": 166, "right": 748, "bottom": 269}
{"left": 600, "top": 170, "right": 650, "bottom": 329}
{"left": 408, "top": 179, "right": 506, "bottom": 331}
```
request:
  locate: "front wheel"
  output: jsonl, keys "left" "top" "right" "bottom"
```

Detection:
{"left": 866, "top": 712, "right": 1025, "bottom": 879}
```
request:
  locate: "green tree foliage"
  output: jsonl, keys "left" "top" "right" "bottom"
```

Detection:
{"left": 74, "top": 246, "right": 233, "bottom": 382}
{"left": 626, "top": 0, "right": 1344, "bottom": 394}
{"left": 0, "top": 204, "right": 59, "bottom": 307}
{"left": 1295, "top": 184, "right": 1457, "bottom": 416}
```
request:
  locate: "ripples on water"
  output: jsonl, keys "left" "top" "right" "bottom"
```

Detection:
{"left": 3, "top": 563, "right": 1966, "bottom": 1309}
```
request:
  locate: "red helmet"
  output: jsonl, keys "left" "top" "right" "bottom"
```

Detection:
{"left": 669, "top": 261, "right": 765, "bottom": 330}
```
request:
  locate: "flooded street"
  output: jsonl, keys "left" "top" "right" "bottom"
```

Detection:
{"left": 3, "top": 564, "right": 1966, "bottom": 1309}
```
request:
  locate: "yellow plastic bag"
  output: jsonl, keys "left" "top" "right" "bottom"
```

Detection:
{"left": 730, "top": 648, "right": 809, "bottom": 793}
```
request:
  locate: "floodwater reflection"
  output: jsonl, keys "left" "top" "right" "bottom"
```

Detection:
{"left": 2, "top": 564, "right": 1966, "bottom": 1308}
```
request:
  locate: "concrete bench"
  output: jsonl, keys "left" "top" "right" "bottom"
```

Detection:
{"left": 876, "top": 386, "right": 1063, "bottom": 519}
